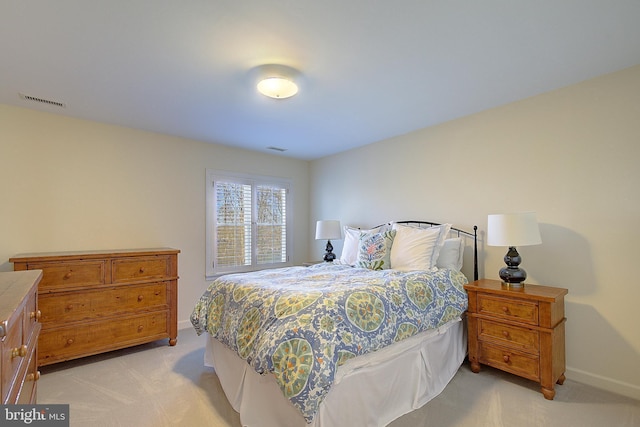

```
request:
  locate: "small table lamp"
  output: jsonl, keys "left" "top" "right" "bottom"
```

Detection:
{"left": 487, "top": 212, "right": 542, "bottom": 286}
{"left": 315, "top": 220, "right": 342, "bottom": 262}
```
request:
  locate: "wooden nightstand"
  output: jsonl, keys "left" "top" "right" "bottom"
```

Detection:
{"left": 464, "top": 279, "right": 568, "bottom": 400}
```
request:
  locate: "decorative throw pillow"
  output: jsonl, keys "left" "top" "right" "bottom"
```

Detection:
{"left": 356, "top": 229, "right": 396, "bottom": 270}
{"left": 340, "top": 225, "right": 388, "bottom": 266}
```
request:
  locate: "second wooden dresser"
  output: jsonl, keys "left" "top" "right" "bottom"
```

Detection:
{"left": 10, "top": 248, "right": 179, "bottom": 366}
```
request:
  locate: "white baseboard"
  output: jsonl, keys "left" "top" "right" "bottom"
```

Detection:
{"left": 178, "top": 319, "right": 192, "bottom": 330}
{"left": 566, "top": 366, "right": 640, "bottom": 401}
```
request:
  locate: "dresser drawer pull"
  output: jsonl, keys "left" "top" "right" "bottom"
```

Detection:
{"left": 64, "top": 272, "right": 72, "bottom": 279}
{"left": 11, "top": 344, "right": 28, "bottom": 359}
{"left": 139, "top": 267, "right": 145, "bottom": 273}
{"left": 30, "top": 310, "right": 42, "bottom": 320}
{"left": 502, "top": 330, "right": 511, "bottom": 339}
{"left": 26, "top": 371, "right": 42, "bottom": 382}
{"left": 503, "top": 354, "right": 511, "bottom": 363}
{"left": 66, "top": 339, "right": 74, "bottom": 346}
{"left": 502, "top": 306, "right": 510, "bottom": 314}
{"left": 138, "top": 295, "right": 144, "bottom": 302}
{"left": 137, "top": 325, "right": 144, "bottom": 332}
{"left": 66, "top": 304, "right": 74, "bottom": 311}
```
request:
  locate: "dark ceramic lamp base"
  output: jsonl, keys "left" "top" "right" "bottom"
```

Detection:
{"left": 323, "top": 240, "right": 336, "bottom": 262}
{"left": 499, "top": 246, "right": 527, "bottom": 285}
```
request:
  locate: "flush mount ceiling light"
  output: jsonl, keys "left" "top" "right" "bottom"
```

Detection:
{"left": 254, "top": 64, "right": 300, "bottom": 99}
{"left": 257, "top": 77, "right": 298, "bottom": 99}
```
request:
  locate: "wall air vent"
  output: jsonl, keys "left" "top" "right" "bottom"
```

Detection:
{"left": 267, "top": 146, "right": 287, "bottom": 152}
{"left": 19, "top": 93, "right": 66, "bottom": 108}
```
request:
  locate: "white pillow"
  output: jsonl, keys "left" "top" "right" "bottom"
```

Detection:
{"left": 390, "top": 223, "right": 452, "bottom": 269}
{"left": 429, "top": 223, "right": 452, "bottom": 267}
{"left": 436, "top": 237, "right": 464, "bottom": 271}
{"left": 340, "top": 225, "right": 387, "bottom": 266}
{"left": 390, "top": 224, "right": 442, "bottom": 271}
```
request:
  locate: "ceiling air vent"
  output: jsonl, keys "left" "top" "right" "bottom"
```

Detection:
{"left": 267, "top": 146, "right": 287, "bottom": 152}
{"left": 19, "top": 93, "right": 66, "bottom": 108}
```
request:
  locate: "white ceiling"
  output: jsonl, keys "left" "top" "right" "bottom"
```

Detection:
{"left": 2, "top": 1, "right": 640, "bottom": 160}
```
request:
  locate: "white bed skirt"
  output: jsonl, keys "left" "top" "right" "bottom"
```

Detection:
{"left": 204, "top": 318, "right": 467, "bottom": 427}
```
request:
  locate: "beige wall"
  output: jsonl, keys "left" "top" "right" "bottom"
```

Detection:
{"left": 0, "top": 105, "right": 310, "bottom": 328}
{"left": 310, "top": 65, "right": 640, "bottom": 399}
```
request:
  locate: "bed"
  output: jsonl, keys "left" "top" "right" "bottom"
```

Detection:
{"left": 191, "top": 221, "right": 478, "bottom": 427}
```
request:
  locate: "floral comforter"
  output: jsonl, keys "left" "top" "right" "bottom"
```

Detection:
{"left": 190, "top": 263, "right": 468, "bottom": 423}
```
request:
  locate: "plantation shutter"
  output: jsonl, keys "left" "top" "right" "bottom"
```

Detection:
{"left": 256, "top": 185, "right": 287, "bottom": 264}
{"left": 214, "top": 181, "right": 252, "bottom": 268}
{"left": 210, "top": 175, "right": 289, "bottom": 274}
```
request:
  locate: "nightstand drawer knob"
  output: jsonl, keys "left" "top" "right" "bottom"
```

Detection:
{"left": 64, "top": 272, "right": 72, "bottom": 279}
{"left": 138, "top": 295, "right": 144, "bottom": 302}
{"left": 503, "top": 354, "right": 510, "bottom": 363}
{"left": 502, "top": 306, "right": 510, "bottom": 314}
{"left": 66, "top": 339, "right": 74, "bottom": 346}
{"left": 502, "top": 330, "right": 510, "bottom": 339}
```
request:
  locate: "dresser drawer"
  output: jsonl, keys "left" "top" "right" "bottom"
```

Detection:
{"left": 29, "top": 260, "right": 106, "bottom": 292}
{"left": 1, "top": 312, "right": 25, "bottom": 400}
{"left": 111, "top": 256, "right": 172, "bottom": 283}
{"left": 478, "top": 294, "right": 539, "bottom": 326}
{"left": 39, "top": 311, "right": 169, "bottom": 365}
{"left": 479, "top": 343, "right": 540, "bottom": 381}
{"left": 8, "top": 340, "right": 38, "bottom": 405}
{"left": 23, "top": 289, "right": 40, "bottom": 341}
{"left": 478, "top": 319, "right": 539, "bottom": 353}
{"left": 39, "top": 283, "right": 169, "bottom": 324}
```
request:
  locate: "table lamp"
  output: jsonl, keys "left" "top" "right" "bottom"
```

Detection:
{"left": 315, "top": 220, "right": 341, "bottom": 262}
{"left": 487, "top": 212, "right": 542, "bottom": 286}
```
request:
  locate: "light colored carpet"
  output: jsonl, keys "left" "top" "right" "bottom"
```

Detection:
{"left": 38, "top": 327, "right": 640, "bottom": 427}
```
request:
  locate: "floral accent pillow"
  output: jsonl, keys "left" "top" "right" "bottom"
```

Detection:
{"left": 356, "top": 229, "right": 396, "bottom": 270}
{"left": 340, "top": 225, "right": 388, "bottom": 266}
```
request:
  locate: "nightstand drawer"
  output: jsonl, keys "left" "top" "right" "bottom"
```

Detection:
{"left": 478, "top": 294, "right": 539, "bottom": 326}
{"left": 479, "top": 343, "right": 540, "bottom": 381}
{"left": 478, "top": 319, "right": 539, "bottom": 353}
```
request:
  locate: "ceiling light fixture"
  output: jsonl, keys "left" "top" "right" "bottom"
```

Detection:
{"left": 257, "top": 77, "right": 298, "bottom": 99}
{"left": 253, "top": 64, "right": 301, "bottom": 100}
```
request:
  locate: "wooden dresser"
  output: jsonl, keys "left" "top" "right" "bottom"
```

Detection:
{"left": 464, "top": 279, "right": 567, "bottom": 400}
{"left": 1, "top": 270, "right": 42, "bottom": 404}
{"left": 10, "top": 248, "right": 179, "bottom": 366}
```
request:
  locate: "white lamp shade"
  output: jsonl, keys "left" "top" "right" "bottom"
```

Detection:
{"left": 487, "top": 212, "right": 542, "bottom": 247}
{"left": 315, "top": 220, "right": 342, "bottom": 240}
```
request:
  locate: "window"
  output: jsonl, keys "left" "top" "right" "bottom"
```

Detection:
{"left": 206, "top": 170, "right": 291, "bottom": 278}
